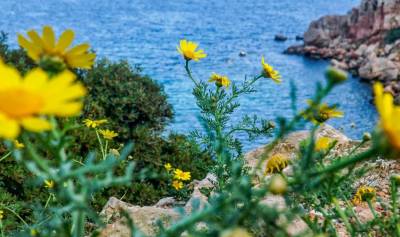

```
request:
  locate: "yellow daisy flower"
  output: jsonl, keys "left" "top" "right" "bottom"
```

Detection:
{"left": 303, "top": 100, "right": 344, "bottom": 124}
{"left": 261, "top": 56, "right": 281, "bottom": 83}
{"left": 374, "top": 82, "right": 400, "bottom": 151}
{"left": 174, "top": 169, "right": 191, "bottom": 181}
{"left": 172, "top": 180, "right": 184, "bottom": 190}
{"left": 44, "top": 180, "right": 55, "bottom": 189}
{"left": 83, "top": 118, "right": 108, "bottom": 128}
{"left": 18, "top": 26, "right": 96, "bottom": 69}
{"left": 0, "top": 61, "right": 86, "bottom": 139}
{"left": 99, "top": 129, "right": 118, "bottom": 140}
{"left": 177, "top": 39, "right": 207, "bottom": 61}
{"left": 315, "top": 137, "right": 333, "bottom": 152}
{"left": 265, "top": 154, "right": 289, "bottom": 174}
{"left": 164, "top": 163, "right": 172, "bottom": 171}
{"left": 209, "top": 73, "right": 231, "bottom": 88}
{"left": 0, "top": 210, "right": 4, "bottom": 220}
{"left": 352, "top": 186, "right": 376, "bottom": 205}
{"left": 13, "top": 140, "right": 25, "bottom": 149}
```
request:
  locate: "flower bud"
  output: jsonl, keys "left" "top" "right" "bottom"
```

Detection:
{"left": 220, "top": 228, "right": 253, "bottom": 237}
{"left": 326, "top": 67, "right": 348, "bottom": 84}
{"left": 391, "top": 174, "right": 400, "bottom": 185}
{"left": 269, "top": 175, "right": 287, "bottom": 195}
{"left": 362, "top": 132, "right": 372, "bottom": 142}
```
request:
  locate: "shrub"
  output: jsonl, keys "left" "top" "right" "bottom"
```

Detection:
{"left": 384, "top": 28, "right": 400, "bottom": 44}
{"left": 0, "top": 34, "right": 213, "bottom": 234}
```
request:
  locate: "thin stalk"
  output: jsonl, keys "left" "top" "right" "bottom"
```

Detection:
{"left": 311, "top": 147, "right": 377, "bottom": 176}
{"left": 104, "top": 140, "right": 109, "bottom": 160}
{"left": 1, "top": 206, "right": 28, "bottom": 227}
{"left": 333, "top": 198, "right": 353, "bottom": 235}
{"left": 72, "top": 211, "right": 85, "bottom": 237}
{"left": 0, "top": 152, "right": 11, "bottom": 163}
{"left": 367, "top": 199, "right": 378, "bottom": 220}
{"left": 0, "top": 220, "right": 3, "bottom": 237}
{"left": 184, "top": 60, "right": 199, "bottom": 87}
{"left": 23, "top": 137, "right": 51, "bottom": 174}
{"left": 95, "top": 129, "right": 106, "bottom": 160}
{"left": 44, "top": 194, "right": 54, "bottom": 209}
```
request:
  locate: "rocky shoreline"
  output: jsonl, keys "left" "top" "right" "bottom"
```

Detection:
{"left": 285, "top": 0, "right": 400, "bottom": 102}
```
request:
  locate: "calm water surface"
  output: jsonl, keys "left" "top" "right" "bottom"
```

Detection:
{"left": 1, "top": 0, "right": 377, "bottom": 150}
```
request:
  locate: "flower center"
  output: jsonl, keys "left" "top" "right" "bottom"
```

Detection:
{"left": 0, "top": 89, "right": 44, "bottom": 118}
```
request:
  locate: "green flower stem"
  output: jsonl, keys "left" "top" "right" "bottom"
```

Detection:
{"left": 311, "top": 146, "right": 377, "bottom": 176}
{"left": 44, "top": 193, "right": 54, "bottom": 209}
{"left": 391, "top": 179, "right": 399, "bottom": 217}
{"left": 184, "top": 60, "right": 200, "bottom": 87}
{"left": 0, "top": 220, "right": 3, "bottom": 237}
{"left": 95, "top": 129, "right": 106, "bottom": 160}
{"left": 367, "top": 199, "right": 378, "bottom": 220}
{"left": 104, "top": 140, "right": 109, "bottom": 159}
{"left": 71, "top": 211, "right": 85, "bottom": 237}
{"left": 0, "top": 152, "right": 11, "bottom": 163}
{"left": 1, "top": 206, "right": 28, "bottom": 227}
{"left": 333, "top": 198, "right": 353, "bottom": 234}
{"left": 23, "top": 136, "right": 51, "bottom": 174}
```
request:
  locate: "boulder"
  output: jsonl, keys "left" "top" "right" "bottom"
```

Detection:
{"left": 275, "top": 34, "right": 288, "bottom": 42}
{"left": 99, "top": 197, "right": 181, "bottom": 237}
{"left": 245, "top": 124, "right": 352, "bottom": 178}
{"left": 358, "top": 55, "right": 399, "bottom": 81}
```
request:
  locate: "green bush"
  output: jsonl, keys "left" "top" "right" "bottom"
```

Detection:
{"left": 0, "top": 34, "right": 213, "bottom": 233}
{"left": 385, "top": 28, "right": 400, "bottom": 44}
{"left": 78, "top": 59, "right": 173, "bottom": 136}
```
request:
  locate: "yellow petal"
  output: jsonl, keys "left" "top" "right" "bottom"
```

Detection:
{"left": 65, "top": 43, "right": 90, "bottom": 55}
{"left": 21, "top": 117, "right": 52, "bottom": 132}
{"left": 0, "top": 113, "right": 20, "bottom": 139}
{"left": 0, "top": 61, "right": 22, "bottom": 89}
{"left": 56, "top": 30, "right": 75, "bottom": 52}
{"left": 46, "top": 102, "right": 83, "bottom": 117}
{"left": 66, "top": 53, "right": 96, "bottom": 68}
{"left": 22, "top": 68, "right": 48, "bottom": 91}
{"left": 27, "top": 30, "right": 45, "bottom": 49}
{"left": 42, "top": 26, "right": 56, "bottom": 51}
{"left": 17, "top": 35, "right": 41, "bottom": 61}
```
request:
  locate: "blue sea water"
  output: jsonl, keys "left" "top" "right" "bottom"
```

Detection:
{"left": 1, "top": 0, "right": 377, "bottom": 151}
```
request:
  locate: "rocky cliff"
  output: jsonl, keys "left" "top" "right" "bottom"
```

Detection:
{"left": 286, "top": 0, "right": 400, "bottom": 100}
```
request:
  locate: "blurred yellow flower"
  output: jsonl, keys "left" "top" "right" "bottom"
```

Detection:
{"left": 304, "top": 100, "right": 343, "bottom": 124}
{"left": 0, "top": 210, "right": 4, "bottom": 220}
{"left": 83, "top": 119, "right": 107, "bottom": 128}
{"left": 374, "top": 82, "right": 400, "bottom": 151}
{"left": 99, "top": 129, "right": 118, "bottom": 140}
{"left": 177, "top": 39, "right": 206, "bottom": 61}
{"left": 261, "top": 56, "right": 281, "bottom": 83}
{"left": 315, "top": 137, "right": 333, "bottom": 152}
{"left": 164, "top": 163, "right": 172, "bottom": 171}
{"left": 30, "top": 229, "right": 38, "bottom": 236}
{"left": 18, "top": 26, "right": 96, "bottom": 69}
{"left": 13, "top": 140, "right": 25, "bottom": 149}
{"left": 0, "top": 61, "right": 85, "bottom": 139}
{"left": 172, "top": 180, "right": 184, "bottom": 190}
{"left": 209, "top": 73, "right": 231, "bottom": 88}
{"left": 174, "top": 169, "right": 191, "bottom": 181}
{"left": 265, "top": 154, "right": 289, "bottom": 174}
{"left": 44, "top": 180, "right": 54, "bottom": 189}
{"left": 352, "top": 186, "right": 376, "bottom": 205}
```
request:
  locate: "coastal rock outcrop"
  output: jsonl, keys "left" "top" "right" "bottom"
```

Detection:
{"left": 285, "top": 0, "right": 400, "bottom": 97}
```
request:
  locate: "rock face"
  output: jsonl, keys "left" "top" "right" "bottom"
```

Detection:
{"left": 286, "top": 0, "right": 400, "bottom": 97}
{"left": 98, "top": 125, "right": 351, "bottom": 237}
